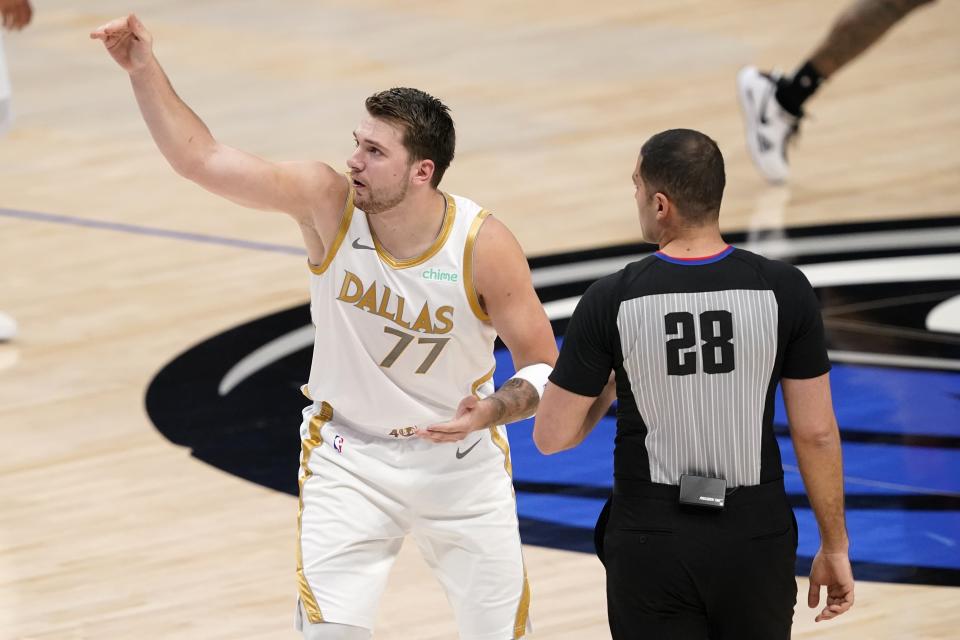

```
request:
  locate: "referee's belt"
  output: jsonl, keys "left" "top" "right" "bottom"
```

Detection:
{"left": 613, "top": 476, "right": 786, "bottom": 505}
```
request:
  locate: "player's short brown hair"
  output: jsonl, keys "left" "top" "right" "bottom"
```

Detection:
{"left": 365, "top": 88, "right": 456, "bottom": 188}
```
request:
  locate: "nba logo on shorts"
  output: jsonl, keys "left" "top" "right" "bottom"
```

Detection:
{"left": 333, "top": 434, "right": 344, "bottom": 454}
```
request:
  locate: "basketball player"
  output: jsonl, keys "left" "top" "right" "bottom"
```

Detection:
{"left": 91, "top": 14, "right": 557, "bottom": 640}
{"left": 0, "top": 0, "right": 30, "bottom": 129}
{"left": 533, "top": 129, "right": 854, "bottom": 639}
{"left": 738, "top": 0, "right": 936, "bottom": 183}
{"left": 0, "top": 0, "right": 32, "bottom": 340}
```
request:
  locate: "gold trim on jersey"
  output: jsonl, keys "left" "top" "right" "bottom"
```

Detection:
{"left": 297, "top": 401, "right": 334, "bottom": 623}
{"left": 463, "top": 209, "right": 492, "bottom": 322}
{"left": 471, "top": 366, "right": 495, "bottom": 397}
{"left": 371, "top": 192, "right": 456, "bottom": 269}
{"left": 514, "top": 569, "right": 531, "bottom": 638}
{"left": 300, "top": 384, "right": 312, "bottom": 400}
{"left": 308, "top": 178, "right": 356, "bottom": 275}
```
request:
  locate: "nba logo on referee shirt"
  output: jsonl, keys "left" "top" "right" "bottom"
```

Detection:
{"left": 333, "top": 435, "right": 344, "bottom": 454}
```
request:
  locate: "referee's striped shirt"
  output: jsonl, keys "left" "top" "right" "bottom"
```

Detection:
{"left": 549, "top": 246, "right": 830, "bottom": 487}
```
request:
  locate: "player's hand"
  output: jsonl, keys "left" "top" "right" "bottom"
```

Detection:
{"left": 89, "top": 13, "right": 154, "bottom": 74}
{"left": 808, "top": 548, "right": 855, "bottom": 622}
{"left": 418, "top": 395, "right": 497, "bottom": 443}
{"left": 0, "top": 0, "right": 32, "bottom": 31}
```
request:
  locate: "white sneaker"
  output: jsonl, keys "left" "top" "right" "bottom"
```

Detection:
{"left": 737, "top": 66, "right": 801, "bottom": 184}
{"left": 0, "top": 311, "right": 16, "bottom": 341}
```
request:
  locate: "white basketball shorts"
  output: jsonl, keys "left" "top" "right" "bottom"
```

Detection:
{"left": 295, "top": 401, "right": 532, "bottom": 639}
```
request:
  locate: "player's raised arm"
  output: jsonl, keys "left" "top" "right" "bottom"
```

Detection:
{"left": 419, "top": 216, "right": 558, "bottom": 443}
{"left": 90, "top": 14, "right": 344, "bottom": 223}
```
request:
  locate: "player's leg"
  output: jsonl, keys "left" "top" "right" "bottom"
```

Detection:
{"left": 413, "top": 500, "right": 530, "bottom": 640}
{"left": 297, "top": 410, "right": 408, "bottom": 633}
{"left": 807, "top": 0, "right": 936, "bottom": 80}
{"left": 776, "top": 0, "right": 938, "bottom": 119}
{"left": 412, "top": 429, "right": 530, "bottom": 640}
{"left": 296, "top": 600, "right": 372, "bottom": 640}
{"left": 738, "top": 0, "right": 935, "bottom": 183}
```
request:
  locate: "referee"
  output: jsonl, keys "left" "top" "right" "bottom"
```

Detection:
{"left": 533, "top": 129, "right": 854, "bottom": 639}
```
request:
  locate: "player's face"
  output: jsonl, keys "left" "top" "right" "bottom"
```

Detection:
{"left": 633, "top": 157, "right": 658, "bottom": 243}
{"left": 347, "top": 116, "right": 415, "bottom": 214}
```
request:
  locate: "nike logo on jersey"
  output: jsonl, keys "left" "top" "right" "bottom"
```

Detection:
{"left": 352, "top": 238, "right": 376, "bottom": 251}
{"left": 456, "top": 438, "right": 482, "bottom": 459}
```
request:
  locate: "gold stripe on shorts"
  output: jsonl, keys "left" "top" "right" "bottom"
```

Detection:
{"left": 489, "top": 424, "right": 513, "bottom": 477}
{"left": 297, "top": 401, "right": 333, "bottom": 623}
{"left": 514, "top": 569, "right": 531, "bottom": 638}
{"left": 487, "top": 424, "right": 531, "bottom": 636}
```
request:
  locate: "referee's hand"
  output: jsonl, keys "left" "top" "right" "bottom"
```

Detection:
{"left": 808, "top": 548, "right": 855, "bottom": 622}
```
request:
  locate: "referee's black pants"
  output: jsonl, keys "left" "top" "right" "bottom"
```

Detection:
{"left": 596, "top": 478, "right": 797, "bottom": 640}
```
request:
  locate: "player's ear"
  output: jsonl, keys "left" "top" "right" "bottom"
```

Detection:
{"left": 411, "top": 159, "right": 435, "bottom": 187}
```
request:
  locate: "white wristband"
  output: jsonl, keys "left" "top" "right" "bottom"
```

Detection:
{"left": 508, "top": 363, "right": 554, "bottom": 399}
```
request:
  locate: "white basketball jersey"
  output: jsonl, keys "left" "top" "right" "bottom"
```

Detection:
{"left": 304, "top": 186, "right": 498, "bottom": 438}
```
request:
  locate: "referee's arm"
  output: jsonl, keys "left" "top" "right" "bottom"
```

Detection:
{"left": 534, "top": 374, "right": 616, "bottom": 454}
{"left": 533, "top": 276, "right": 618, "bottom": 455}
{"left": 783, "top": 372, "right": 855, "bottom": 622}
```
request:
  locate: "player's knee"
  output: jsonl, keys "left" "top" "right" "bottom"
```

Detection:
{"left": 302, "top": 622, "right": 372, "bottom": 640}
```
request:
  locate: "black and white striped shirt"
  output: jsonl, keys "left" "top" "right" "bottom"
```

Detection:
{"left": 549, "top": 246, "right": 830, "bottom": 487}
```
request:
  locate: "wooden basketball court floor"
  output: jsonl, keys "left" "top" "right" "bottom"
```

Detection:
{"left": 1, "top": 0, "right": 957, "bottom": 637}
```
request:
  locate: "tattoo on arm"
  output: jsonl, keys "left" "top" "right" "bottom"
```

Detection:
{"left": 485, "top": 379, "right": 539, "bottom": 427}
{"left": 810, "top": 0, "right": 933, "bottom": 77}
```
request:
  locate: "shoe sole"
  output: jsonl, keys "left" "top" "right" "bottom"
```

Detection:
{"left": 737, "top": 66, "right": 787, "bottom": 184}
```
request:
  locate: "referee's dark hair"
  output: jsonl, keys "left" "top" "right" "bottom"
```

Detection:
{"left": 639, "top": 129, "right": 726, "bottom": 223}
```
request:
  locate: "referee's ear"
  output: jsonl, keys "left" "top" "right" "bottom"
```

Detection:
{"left": 654, "top": 192, "right": 671, "bottom": 222}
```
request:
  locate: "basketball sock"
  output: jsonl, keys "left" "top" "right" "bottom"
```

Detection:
{"left": 774, "top": 61, "right": 823, "bottom": 117}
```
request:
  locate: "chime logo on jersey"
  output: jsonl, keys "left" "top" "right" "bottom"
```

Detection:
{"left": 337, "top": 270, "right": 454, "bottom": 334}
{"left": 421, "top": 267, "right": 459, "bottom": 284}
{"left": 145, "top": 215, "right": 960, "bottom": 585}
{"left": 333, "top": 434, "right": 344, "bottom": 454}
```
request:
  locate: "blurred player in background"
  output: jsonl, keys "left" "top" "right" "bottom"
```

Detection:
{"left": 738, "top": 0, "right": 935, "bottom": 183}
{"left": 0, "top": 0, "right": 32, "bottom": 342}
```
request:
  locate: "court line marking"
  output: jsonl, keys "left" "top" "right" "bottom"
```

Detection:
{"left": 783, "top": 464, "right": 960, "bottom": 498}
{"left": 10, "top": 207, "right": 958, "bottom": 375}
{"left": 0, "top": 207, "right": 305, "bottom": 256}
{"left": 530, "top": 226, "right": 960, "bottom": 287}
{"left": 219, "top": 325, "right": 314, "bottom": 396}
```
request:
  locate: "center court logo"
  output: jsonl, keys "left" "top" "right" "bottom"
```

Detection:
{"left": 146, "top": 215, "right": 960, "bottom": 585}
